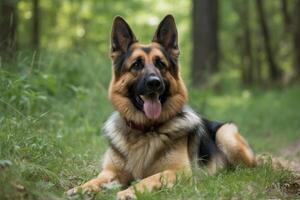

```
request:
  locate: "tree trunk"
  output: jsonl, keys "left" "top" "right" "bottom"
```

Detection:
{"left": 210, "top": 0, "right": 219, "bottom": 73}
{"left": 0, "top": 0, "right": 17, "bottom": 54}
{"left": 243, "top": 0, "right": 253, "bottom": 85}
{"left": 32, "top": 0, "right": 40, "bottom": 50}
{"left": 280, "top": 0, "right": 292, "bottom": 32}
{"left": 256, "top": 0, "right": 281, "bottom": 82}
{"left": 235, "top": 0, "right": 253, "bottom": 85}
{"left": 294, "top": 0, "right": 300, "bottom": 79}
{"left": 192, "top": 0, "right": 219, "bottom": 87}
{"left": 254, "top": 45, "right": 263, "bottom": 84}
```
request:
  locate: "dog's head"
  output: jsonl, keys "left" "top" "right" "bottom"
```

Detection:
{"left": 108, "top": 15, "right": 187, "bottom": 125}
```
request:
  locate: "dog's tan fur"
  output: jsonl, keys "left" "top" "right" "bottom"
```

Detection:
{"left": 216, "top": 123, "right": 256, "bottom": 167}
{"left": 72, "top": 116, "right": 255, "bottom": 199}
{"left": 67, "top": 15, "right": 256, "bottom": 200}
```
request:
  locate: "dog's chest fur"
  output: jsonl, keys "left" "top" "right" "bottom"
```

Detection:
{"left": 103, "top": 106, "right": 203, "bottom": 179}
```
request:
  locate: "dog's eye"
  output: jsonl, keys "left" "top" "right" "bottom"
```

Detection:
{"left": 155, "top": 58, "right": 166, "bottom": 70}
{"left": 131, "top": 58, "right": 143, "bottom": 71}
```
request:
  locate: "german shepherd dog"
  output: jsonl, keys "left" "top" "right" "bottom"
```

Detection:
{"left": 68, "top": 15, "right": 256, "bottom": 200}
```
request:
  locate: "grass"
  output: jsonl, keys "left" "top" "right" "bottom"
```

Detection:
{"left": 0, "top": 51, "right": 299, "bottom": 199}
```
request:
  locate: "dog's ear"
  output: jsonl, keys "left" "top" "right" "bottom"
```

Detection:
{"left": 152, "top": 15, "right": 178, "bottom": 51}
{"left": 111, "top": 16, "right": 137, "bottom": 53}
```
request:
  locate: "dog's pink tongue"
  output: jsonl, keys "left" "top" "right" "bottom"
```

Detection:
{"left": 143, "top": 98, "right": 161, "bottom": 120}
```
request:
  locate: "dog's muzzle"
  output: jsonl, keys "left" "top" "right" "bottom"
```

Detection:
{"left": 144, "top": 74, "right": 165, "bottom": 95}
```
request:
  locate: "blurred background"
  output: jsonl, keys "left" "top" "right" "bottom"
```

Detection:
{"left": 1, "top": 0, "right": 300, "bottom": 87}
{"left": 1, "top": 0, "right": 300, "bottom": 199}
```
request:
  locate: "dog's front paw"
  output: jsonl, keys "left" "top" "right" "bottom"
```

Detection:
{"left": 67, "top": 182, "right": 101, "bottom": 197}
{"left": 67, "top": 187, "right": 80, "bottom": 196}
{"left": 117, "top": 189, "right": 136, "bottom": 200}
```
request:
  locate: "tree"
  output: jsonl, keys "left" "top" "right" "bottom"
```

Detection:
{"left": 256, "top": 0, "right": 281, "bottom": 82}
{"left": 294, "top": 0, "right": 300, "bottom": 79}
{"left": 191, "top": 0, "right": 219, "bottom": 87}
{"left": 234, "top": 0, "right": 254, "bottom": 85}
{"left": 32, "top": 0, "right": 40, "bottom": 50}
{"left": 0, "top": 0, "right": 18, "bottom": 54}
{"left": 280, "top": 0, "right": 292, "bottom": 32}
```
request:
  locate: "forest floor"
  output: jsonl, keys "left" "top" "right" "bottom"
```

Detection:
{"left": 277, "top": 140, "right": 300, "bottom": 172}
{"left": 1, "top": 52, "right": 300, "bottom": 199}
{"left": 273, "top": 141, "right": 300, "bottom": 198}
{"left": 279, "top": 140, "right": 300, "bottom": 161}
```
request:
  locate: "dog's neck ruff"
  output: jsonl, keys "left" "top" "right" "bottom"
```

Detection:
{"left": 102, "top": 105, "right": 204, "bottom": 179}
{"left": 124, "top": 118, "right": 163, "bottom": 132}
{"left": 103, "top": 105, "right": 203, "bottom": 136}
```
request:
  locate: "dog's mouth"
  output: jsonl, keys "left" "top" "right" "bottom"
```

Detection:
{"left": 130, "top": 82, "right": 169, "bottom": 120}
{"left": 136, "top": 93, "right": 162, "bottom": 120}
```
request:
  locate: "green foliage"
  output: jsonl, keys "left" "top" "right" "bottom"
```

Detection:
{"left": 0, "top": 50, "right": 111, "bottom": 199}
{"left": 16, "top": 0, "right": 192, "bottom": 81}
{"left": 17, "top": 1, "right": 190, "bottom": 51}
{"left": 13, "top": 0, "right": 299, "bottom": 85}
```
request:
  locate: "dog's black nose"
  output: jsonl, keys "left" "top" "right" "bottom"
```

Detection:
{"left": 146, "top": 76, "right": 162, "bottom": 91}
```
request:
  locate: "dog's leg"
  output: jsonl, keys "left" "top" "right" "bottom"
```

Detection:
{"left": 215, "top": 123, "right": 298, "bottom": 173}
{"left": 117, "top": 138, "right": 191, "bottom": 200}
{"left": 215, "top": 123, "right": 256, "bottom": 167}
{"left": 67, "top": 149, "right": 130, "bottom": 196}
{"left": 67, "top": 168, "right": 118, "bottom": 195}
{"left": 116, "top": 169, "right": 189, "bottom": 200}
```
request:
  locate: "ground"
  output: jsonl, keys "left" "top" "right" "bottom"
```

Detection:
{"left": 279, "top": 139, "right": 300, "bottom": 162}
{"left": 0, "top": 52, "right": 300, "bottom": 199}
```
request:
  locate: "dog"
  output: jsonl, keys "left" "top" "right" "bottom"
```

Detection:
{"left": 67, "top": 15, "right": 256, "bottom": 200}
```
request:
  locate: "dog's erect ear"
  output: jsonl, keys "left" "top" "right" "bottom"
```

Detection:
{"left": 111, "top": 16, "right": 137, "bottom": 53}
{"left": 152, "top": 15, "right": 178, "bottom": 51}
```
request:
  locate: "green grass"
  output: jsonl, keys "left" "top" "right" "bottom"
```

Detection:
{"left": 0, "top": 51, "right": 299, "bottom": 199}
